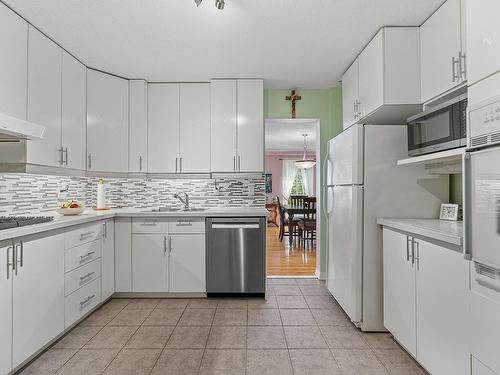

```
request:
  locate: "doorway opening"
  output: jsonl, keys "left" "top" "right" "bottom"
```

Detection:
{"left": 264, "top": 118, "right": 321, "bottom": 278}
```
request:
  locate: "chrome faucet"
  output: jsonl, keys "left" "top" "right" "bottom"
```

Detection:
{"left": 174, "top": 193, "right": 190, "bottom": 211}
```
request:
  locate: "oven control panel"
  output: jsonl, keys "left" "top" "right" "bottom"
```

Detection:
{"left": 469, "top": 96, "right": 500, "bottom": 148}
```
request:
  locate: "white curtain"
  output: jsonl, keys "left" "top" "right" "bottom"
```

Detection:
{"left": 302, "top": 167, "right": 314, "bottom": 197}
{"left": 282, "top": 159, "right": 297, "bottom": 202}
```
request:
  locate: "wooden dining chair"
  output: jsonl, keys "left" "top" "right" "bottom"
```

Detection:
{"left": 277, "top": 196, "right": 299, "bottom": 242}
{"left": 298, "top": 198, "right": 317, "bottom": 247}
{"left": 289, "top": 195, "right": 307, "bottom": 207}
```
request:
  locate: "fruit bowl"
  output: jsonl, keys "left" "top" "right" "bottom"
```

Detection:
{"left": 57, "top": 201, "right": 85, "bottom": 216}
{"left": 57, "top": 207, "right": 85, "bottom": 216}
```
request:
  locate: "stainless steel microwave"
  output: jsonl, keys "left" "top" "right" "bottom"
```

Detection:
{"left": 407, "top": 94, "right": 467, "bottom": 157}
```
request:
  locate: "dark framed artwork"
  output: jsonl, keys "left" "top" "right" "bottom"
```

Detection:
{"left": 265, "top": 173, "right": 272, "bottom": 193}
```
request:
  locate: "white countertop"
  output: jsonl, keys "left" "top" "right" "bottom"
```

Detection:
{"left": 0, "top": 207, "right": 268, "bottom": 241}
{"left": 377, "top": 218, "right": 463, "bottom": 246}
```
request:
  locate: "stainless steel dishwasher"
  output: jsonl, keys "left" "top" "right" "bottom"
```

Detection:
{"left": 206, "top": 217, "right": 266, "bottom": 297}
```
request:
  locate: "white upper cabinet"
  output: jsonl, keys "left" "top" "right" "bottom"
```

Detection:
{"left": 129, "top": 80, "right": 148, "bottom": 173}
{"left": 466, "top": 0, "right": 500, "bottom": 85}
{"left": 147, "top": 83, "right": 180, "bottom": 174}
{"left": 342, "top": 60, "right": 359, "bottom": 130}
{"left": 179, "top": 83, "right": 210, "bottom": 173}
{"left": 87, "top": 69, "right": 129, "bottom": 173}
{"left": 237, "top": 79, "right": 264, "bottom": 172}
{"left": 0, "top": 2, "right": 27, "bottom": 120}
{"left": 61, "top": 51, "right": 86, "bottom": 170}
{"left": 420, "top": 0, "right": 465, "bottom": 103}
{"left": 342, "top": 27, "right": 421, "bottom": 127}
{"left": 211, "top": 80, "right": 237, "bottom": 172}
{"left": 26, "top": 26, "right": 62, "bottom": 167}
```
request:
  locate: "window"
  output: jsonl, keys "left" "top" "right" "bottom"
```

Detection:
{"left": 290, "top": 169, "right": 305, "bottom": 195}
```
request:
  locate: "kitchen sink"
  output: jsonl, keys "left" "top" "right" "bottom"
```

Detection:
{"left": 141, "top": 207, "right": 207, "bottom": 212}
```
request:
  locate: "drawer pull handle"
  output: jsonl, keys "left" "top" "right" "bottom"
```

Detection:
{"left": 79, "top": 251, "right": 95, "bottom": 262}
{"left": 140, "top": 221, "right": 158, "bottom": 226}
{"left": 80, "top": 294, "right": 96, "bottom": 307}
{"left": 176, "top": 222, "right": 192, "bottom": 227}
{"left": 79, "top": 272, "right": 95, "bottom": 284}
{"left": 80, "top": 231, "right": 95, "bottom": 240}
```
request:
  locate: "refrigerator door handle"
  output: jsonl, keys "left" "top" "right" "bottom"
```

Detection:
{"left": 463, "top": 151, "right": 472, "bottom": 260}
{"left": 322, "top": 149, "right": 330, "bottom": 218}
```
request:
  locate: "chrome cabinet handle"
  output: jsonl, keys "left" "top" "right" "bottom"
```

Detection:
{"left": 406, "top": 236, "right": 412, "bottom": 262}
{"left": 79, "top": 251, "right": 95, "bottom": 262}
{"left": 459, "top": 51, "right": 467, "bottom": 81}
{"left": 80, "top": 272, "right": 95, "bottom": 284}
{"left": 452, "top": 56, "right": 460, "bottom": 82}
{"left": 410, "top": 238, "right": 415, "bottom": 267}
{"left": 175, "top": 158, "right": 178, "bottom": 173}
{"left": 58, "top": 147, "right": 64, "bottom": 165}
{"left": 164, "top": 236, "right": 167, "bottom": 255}
{"left": 80, "top": 294, "right": 95, "bottom": 307}
{"left": 13, "top": 244, "right": 17, "bottom": 276}
{"left": 139, "top": 156, "right": 143, "bottom": 171}
{"left": 233, "top": 156, "right": 236, "bottom": 172}
{"left": 80, "top": 231, "right": 95, "bottom": 240}
{"left": 238, "top": 156, "right": 241, "bottom": 172}
{"left": 6, "top": 245, "right": 13, "bottom": 279}
{"left": 103, "top": 222, "right": 107, "bottom": 238}
{"left": 88, "top": 154, "right": 92, "bottom": 169}
{"left": 414, "top": 241, "right": 420, "bottom": 270}
{"left": 15, "top": 241, "right": 23, "bottom": 269}
{"left": 179, "top": 157, "right": 183, "bottom": 173}
{"left": 169, "top": 236, "right": 172, "bottom": 254}
{"left": 64, "top": 147, "right": 68, "bottom": 165}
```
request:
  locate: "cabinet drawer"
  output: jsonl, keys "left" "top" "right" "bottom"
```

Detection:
{"left": 65, "top": 240, "right": 101, "bottom": 272}
{"left": 132, "top": 217, "right": 168, "bottom": 233}
{"left": 65, "top": 259, "right": 101, "bottom": 296}
{"left": 65, "top": 278, "right": 101, "bottom": 328}
{"left": 169, "top": 217, "right": 205, "bottom": 233}
{"left": 65, "top": 223, "right": 103, "bottom": 249}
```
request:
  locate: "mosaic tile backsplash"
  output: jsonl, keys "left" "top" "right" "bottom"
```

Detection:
{"left": 0, "top": 174, "right": 265, "bottom": 216}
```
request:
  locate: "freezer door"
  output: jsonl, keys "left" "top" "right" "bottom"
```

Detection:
{"left": 330, "top": 124, "right": 364, "bottom": 185}
{"left": 327, "top": 185, "right": 363, "bottom": 323}
{"left": 468, "top": 147, "right": 500, "bottom": 269}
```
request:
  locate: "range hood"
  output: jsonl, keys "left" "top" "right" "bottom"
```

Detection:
{"left": 0, "top": 112, "right": 45, "bottom": 141}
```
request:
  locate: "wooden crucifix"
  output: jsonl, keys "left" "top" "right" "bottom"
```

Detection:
{"left": 286, "top": 89, "right": 301, "bottom": 119}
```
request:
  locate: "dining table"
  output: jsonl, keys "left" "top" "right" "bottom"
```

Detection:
{"left": 282, "top": 204, "right": 316, "bottom": 245}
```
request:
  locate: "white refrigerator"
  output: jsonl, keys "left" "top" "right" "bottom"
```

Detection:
{"left": 324, "top": 123, "right": 448, "bottom": 331}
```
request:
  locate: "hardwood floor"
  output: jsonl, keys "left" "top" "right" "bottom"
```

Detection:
{"left": 266, "top": 225, "right": 316, "bottom": 277}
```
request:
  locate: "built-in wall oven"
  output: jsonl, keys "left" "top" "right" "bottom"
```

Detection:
{"left": 406, "top": 94, "right": 467, "bottom": 156}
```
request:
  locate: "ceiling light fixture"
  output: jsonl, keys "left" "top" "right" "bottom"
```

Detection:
{"left": 215, "top": 0, "right": 225, "bottom": 10}
{"left": 295, "top": 134, "right": 316, "bottom": 169}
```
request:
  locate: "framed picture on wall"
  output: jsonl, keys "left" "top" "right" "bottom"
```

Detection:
{"left": 265, "top": 173, "right": 272, "bottom": 193}
{"left": 439, "top": 203, "right": 459, "bottom": 221}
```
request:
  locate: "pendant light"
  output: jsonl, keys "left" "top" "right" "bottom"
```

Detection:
{"left": 295, "top": 134, "right": 316, "bottom": 169}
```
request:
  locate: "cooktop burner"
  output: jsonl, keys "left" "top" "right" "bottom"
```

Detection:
{"left": 0, "top": 216, "right": 54, "bottom": 230}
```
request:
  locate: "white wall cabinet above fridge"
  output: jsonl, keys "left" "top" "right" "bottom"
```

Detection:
{"left": 420, "top": 0, "right": 467, "bottom": 103}
{"left": 211, "top": 79, "right": 264, "bottom": 172}
{"left": 87, "top": 69, "right": 129, "bottom": 173}
{"left": 342, "top": 27, "right": 421, "bottom": 129}
{"left": 148, "top": 83, "right": 210, "bottom": 174}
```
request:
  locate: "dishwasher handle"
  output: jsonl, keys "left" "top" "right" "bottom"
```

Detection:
{"left": 211, "top": 223, "right": 261, "bottom": 229}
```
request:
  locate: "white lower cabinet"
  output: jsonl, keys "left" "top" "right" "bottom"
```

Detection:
{"left": 102, "top": 219, "right": 115, "bottom": 300}
{"left": 382, "top": 228, "right": 469, "bottom": 375}
{"left": 169, "top": 234, "right": 205, "bottom": 293}
{"left": 132, "top": 234, "right": 168, "bottom": 292}
{"left": 382, "top": 229, "right": 416, "bottom": 356}
{"left": 65, "top": 278, "right": 101, "bottom": 328}
{"left": 12, "top": 234, "right": 65, "bottom": 368}
{"left": 0, "top": 242, "right": 13, "bottom": 375}
{"left": 131, "top": 217, "right": 206, "bottom": 293}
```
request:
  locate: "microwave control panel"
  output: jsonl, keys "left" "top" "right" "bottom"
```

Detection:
{"left": 469, "top": 96, "right": 500, "bottom": 148}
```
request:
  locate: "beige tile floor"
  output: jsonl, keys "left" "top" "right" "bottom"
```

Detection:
{"left": 19, "top": 278, "right": 427, "bottom": 375}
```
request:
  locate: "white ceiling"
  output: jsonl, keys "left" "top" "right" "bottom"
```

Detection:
{"left": 3, "top": 0, "right": 443, "bottom": 89}
{"left": 265, "top": 119, "right": 317, "bottom": 153}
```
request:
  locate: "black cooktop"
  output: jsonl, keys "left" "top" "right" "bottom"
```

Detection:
{"left": 0, "top": 216, "right": 54, "bottom": 230}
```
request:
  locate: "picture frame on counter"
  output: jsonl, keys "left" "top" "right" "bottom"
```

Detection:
{"left": 439, "top": 203, "right": 459, "bottom": 221}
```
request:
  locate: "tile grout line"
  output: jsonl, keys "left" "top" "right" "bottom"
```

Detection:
{"left": 196, "top": 299, "right": 218, "bottom": 375}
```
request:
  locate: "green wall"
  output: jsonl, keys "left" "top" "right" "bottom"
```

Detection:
{"left": 264, "top": 88, "right": 343, "bottom": 276}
